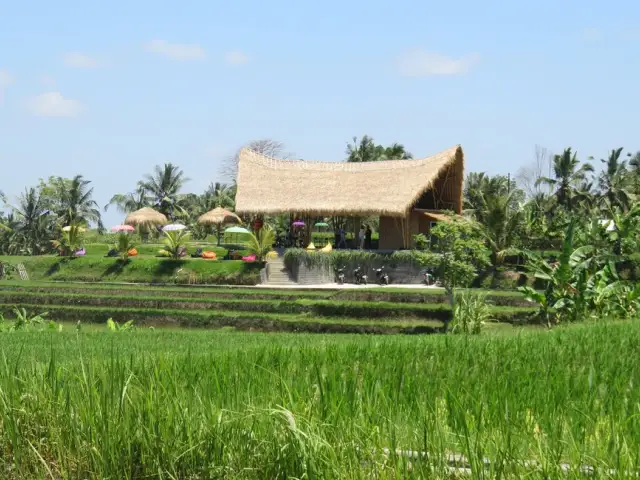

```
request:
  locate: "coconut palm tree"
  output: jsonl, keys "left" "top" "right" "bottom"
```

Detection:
{"left": 205, "top": 182, "right": 236, "bottom": 209}
{"left": 383, "top": 143, "right": 413, "bottom": 160}
{"left": 536, "top": 148, "right": 594, "bottom": 212}
{"left": 105, "top": 186, "right": 150, "bottom": 214}
{"left": 628, "top": 151, "right": 640, "bottom": 195}
{"left": 346, "top": 136, "right": 413, "bottom": 162}
{"left": 478, "top": 190, "right": 523, "bottom": 266}
{"left": 12, "top": 188, "right": 54, "bottom": 255}
{"left": 596, "top": 148, "right": 633, "bottom": 212}
{"left": 53, "top": 175, "right": 102, "bottom": 228}
{"left": 138, "top": 163, "right": 189, "bottom": 220}
{"left": 346, "top": 136, "right": 384, "bottom": 162}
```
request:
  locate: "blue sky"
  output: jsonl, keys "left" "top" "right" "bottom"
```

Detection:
{"left": 1, "top": 0, "right": 639, "bottom": 226}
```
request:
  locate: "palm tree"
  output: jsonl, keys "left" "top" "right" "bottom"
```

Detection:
{"left": 536, "top": 148, "right": 594, "bottom": 212}
{"left": 53, "top": 175, "right": 102, "bottom": 228}
{"left": 463, "top": 173, "right": 516, "bottom": 223}
{"left": 383, "top": 143, "right": 412, "bottom": 160}
{"left": 596, "top": 148, "right": 633, "bottom": 212}
{"left": 105, "top": 186, "right": 150, "bottom": 214}
{"left": 138, "top": 163, "right": 189, "bottom": 220}
{"left": 346, "top": 137, "right": 413, "bottom": 162}
{"left": 346, "top": 136, "right": 384, "bottom": 163}
{"left": 628, "top": 151, "right": 640, "bottom": 195}
{"left": 206, "top": 182, "right": 236, "bottom": 209}
{"left": 479, "top": 191, "right": 523, "bottom": 266}
{"left": 12, "top": 188, "right": 54, "bottom": 255}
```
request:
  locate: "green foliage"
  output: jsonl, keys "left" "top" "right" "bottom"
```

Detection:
{"left": 245, "top": 226, "right": 275, "bottom": 261}
{"left": 2, "top": 256, "right": 262, "bottom": 285}
{"left": 413, "top": 233, "right": 429, "bottom": 250}
{"left": 0, "top": 308, "right": 54, "bottom": 331}
{"left": 51, "top": 224, "right": 85, "bottom": 257}
{"left": 451, "top": 291, "right": 491, "bottom": 334}
{"left": 160, "top": 230, "right": 191, "bottom": 259}
{"left": 106, "top": 318, "right": 135, "bottom": 332}
{"left": 0, "top": 323, "right": 640, "bottom": 476}
{"left": 113, "top": 232, "right": 136, "bottom": 260}
{"left": 346, "top": 135, "right": 412, "bottom": 162}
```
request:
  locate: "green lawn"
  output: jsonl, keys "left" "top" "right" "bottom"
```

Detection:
{"left": 0, "top": 322, "right": 638, "bottom": 477}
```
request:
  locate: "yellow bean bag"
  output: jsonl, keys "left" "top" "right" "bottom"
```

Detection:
{"left": 127, "top": 248, "right": 138, "bottom": 257}
{"left": 320, "top": 243, "right": 332, "bottom": 253}
{"left": 306, "top": 242, "right": 316, "bottom": 250}
{"left": 202, "top": 250, "right": 217, "bottom": 260}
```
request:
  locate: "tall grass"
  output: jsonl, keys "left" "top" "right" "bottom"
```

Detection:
{"left": 0, "top": 323, "right": 639, "bottom": 478}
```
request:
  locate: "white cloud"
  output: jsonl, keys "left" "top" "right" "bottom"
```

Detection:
{"left": 144, "top": 39, "right": 206, "bottom": 60}
{"left": 396, "top": 49, "right": 480, "bottom": 77}
{"left": 63, "top": 52, "right": 104, "bottom": 68}
{"left": 28, "top": 92, "right": 82, "bottom": 117}
{"left": 225, "top": 50, "right": 250, "bottom": 66}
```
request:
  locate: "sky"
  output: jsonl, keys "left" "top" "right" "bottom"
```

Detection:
{"left": 1, "top": 0, "right": 639, "bottom": 226}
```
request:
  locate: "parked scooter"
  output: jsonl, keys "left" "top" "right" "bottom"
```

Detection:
{"left": 422, "top": 268, "right": 440, "bottom": 286}
{"left": 375, "top": 266, "right": 390, "bottom": 285}
{"left": 336, "top": 266, "right": 346, "bottom": 285}
{"left": 354, "top": 266, "right": 368, "bottom": 285}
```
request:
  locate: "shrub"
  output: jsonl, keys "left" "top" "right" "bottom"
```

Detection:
{"left": 451, "top": 291, "right": 491, "bottom": 334}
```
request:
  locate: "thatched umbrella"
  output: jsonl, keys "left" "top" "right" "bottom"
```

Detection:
{"left": 198, "top": 207, "right": 242, "bottom": 245}
{"left": 124, "top": 207, "right": 168, "bottom": 227}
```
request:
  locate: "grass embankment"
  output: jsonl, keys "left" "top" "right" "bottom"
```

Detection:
{"left": 1, "top": 256, "right": 262, "bottom": 284}
{"left": 0, "top": 282, "right": 536, "bottom": 333}
{"left": 0, "top": 322, "right": 638, "bottom": 478}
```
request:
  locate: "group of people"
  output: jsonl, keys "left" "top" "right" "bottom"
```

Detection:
{"left": 337, "top": 225, "right": 372, "bottom": 250}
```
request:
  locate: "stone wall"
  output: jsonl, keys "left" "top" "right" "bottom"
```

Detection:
{"left": 289, "top": 262, "right": 424, "bottom": 285}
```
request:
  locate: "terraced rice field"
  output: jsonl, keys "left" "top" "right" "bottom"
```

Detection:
{"left": 0, "top": 320, "right": 639, "bottom": 478}
{"left": 0, "top": 281, "right": 536, "bottom": 334}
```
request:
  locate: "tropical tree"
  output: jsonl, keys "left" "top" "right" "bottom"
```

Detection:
{"left": 595, "top": 148, "right": 633, "bottom": 212}
{"left": 206, "top": 182, "right": 236, "bottom": 209}
{"left": 246, "top": 226, "right": 275, "bottom": 261}
{"left": 536, "top": 148, "right": 594, "bottom": 212}
{"left": 51, "top": 224, "right": 85, "bottom": 257}
{"left": 105, "top": 186, "right": 150, "bottom": 214}
{"left": 416, "top": 216, "right": 490, "bottom": 331}
{"left": 11, "top": 188, "right": 54, "bottom": 255}
{"left": 160, "top": 230, "right": 190, "bottom": 259}
{"left": 346, "top": 136, "right": 412, "bottom": 162}
{"left": 51, "top": 175, "right": 102, "bottom": 228}
{"left": 479, "top": 190, "right": 523, "bottom": 266}
{"left": 138, "top": 163, "right": 189, "bottom": 220}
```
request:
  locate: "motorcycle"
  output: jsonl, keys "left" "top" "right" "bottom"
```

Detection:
{"left": 375, "top": 266, "right": 389, "bottom": 285}
{"left": 422, "top": 268, "right": 440, "bottom": 287}
{"left": 336, "top": 266, "right": 346, "bottom": 285}
{"left": 354, "top": 266, "right": 368, "bottom": 285}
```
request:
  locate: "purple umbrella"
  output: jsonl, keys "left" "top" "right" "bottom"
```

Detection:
{"left": 292, "top": 220, "right": 305, "bottom": 227}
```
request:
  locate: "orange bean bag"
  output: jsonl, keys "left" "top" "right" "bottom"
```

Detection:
{"left": 127, "top": 248, "right": 138, "bottom": 257}
{"left": 202, "top": 250, "right": 217, "bottom": 260}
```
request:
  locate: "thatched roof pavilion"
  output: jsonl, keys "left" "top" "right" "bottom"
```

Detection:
{"left": 235, "top": 145, "right": 464, "bottom": 249}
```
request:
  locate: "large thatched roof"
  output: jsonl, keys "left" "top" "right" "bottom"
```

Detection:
{"left": 235, "top": 145, "right": 464, "bottom": 217}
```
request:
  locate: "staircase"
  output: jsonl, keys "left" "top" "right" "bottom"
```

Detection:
{"left": 264, "top": 256, "right": 297, "bottom": 286}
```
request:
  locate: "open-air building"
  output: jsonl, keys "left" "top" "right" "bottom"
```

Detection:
{"left": 235, "top": 145, "right": 464, "bottom": 250}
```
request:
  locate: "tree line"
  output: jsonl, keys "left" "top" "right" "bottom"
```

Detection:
{"left": 1, "top": 137, "right": 639, "bottom": 262}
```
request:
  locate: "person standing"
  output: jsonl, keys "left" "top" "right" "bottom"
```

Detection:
{"left": 359, "top": 225, "right": 365, "bottom": 249}
{"left": 338, "top": 226, "right": 346, "bottom": 248}
{"left": 365, "top": 225, "right": 372, "bottom": 249}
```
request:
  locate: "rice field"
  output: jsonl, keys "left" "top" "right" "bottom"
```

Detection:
{"left": 0, "top": 282, "right": 535, "bottom": 334}
{"left": 1, "top": 321, "right": 639, "bottom": 478}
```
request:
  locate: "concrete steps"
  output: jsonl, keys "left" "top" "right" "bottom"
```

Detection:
{"left": 264, "top": 257, "right": 297, "bottom": 286}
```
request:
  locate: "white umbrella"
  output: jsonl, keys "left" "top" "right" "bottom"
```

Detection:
{"left": 162, "top": 223, "right": 187, "bottom": 232}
